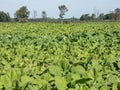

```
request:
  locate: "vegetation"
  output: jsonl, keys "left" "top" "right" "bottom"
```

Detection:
{"left": 41, "top": 11, "right": 47, "bottom": 22}
{"left": 0, "top": 5, "right": 120, "bottom": 22}
{"left": 0, "top": 11, "right": 11, "bottom": 22}
{"left": 42, "top": 11, "right": 47, "bottom": 19}
{"left": 14, "top": 6, "right": 30, "bottom": 22}
{"left": 58, "top": 5, "right": 68, "bottom": 19}
{"left": 0, "top": 22, "right": 120, "bottom": 90}
{"left": 80, "top": 8, "right": 120, "bottom": 21}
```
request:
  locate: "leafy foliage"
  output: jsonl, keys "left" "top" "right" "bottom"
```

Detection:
{"left": 15, "top": 6, "right": 30, "bottom": 22}
{"left": 58, "top": 5, "right": 68, "bottom": 19}
{"left": 0, "top": 22, "right": 120, "bottom": 90}
{"left": 0, "top": 11, "right": 11, "bottom": 22}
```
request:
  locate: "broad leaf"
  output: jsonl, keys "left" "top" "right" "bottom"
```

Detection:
{"left": 75, "top": 78, "right": 92, "bottom": 84}
{"left": 49, "top": 65, "right": 63, "bottom": 76}
{"left": 55, "top": 76, "right": 67, "bottom": 90}
{"left": 71, "top": 66, "right": 85, "bottom": 75}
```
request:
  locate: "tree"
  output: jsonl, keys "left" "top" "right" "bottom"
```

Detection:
{"left": 109, "top": 12, "right": 115, "bottom": 20}
{"left": 114, "top": 8, "right": 120, "bottom": 20}
{"left": 15, "top": 6, "right": 30, "bottom": 22}
{"left": 42, "top": 11, "right": 47, "bottom": 19}
{"left": 58, "top": 5, "right": 68, "bottom": 19}
{"left": 90, "top": 14, "right": 96, "bottom": 21}
{"left": 80, "top": 14, "right": 90, "bottom": 21}
{"left": 80, "top": 14, "right": 85, "bottom": 21}
{"left": 0, "top": 11, "right": 11, "bottom": 22}
{"left": 98, "top": 13, "right": 104, "bottom": 20}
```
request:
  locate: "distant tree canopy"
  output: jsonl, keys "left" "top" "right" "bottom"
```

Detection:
{"left": 15, "top": 6, "right": 30, "bottom": 22}
{"left": 42, "top": 11, "right": 47, "bottom": 19}
{"left": 101, "top": 8, "right": 120, "bottom": 21}
{"left": 114, "top": 8, "right": 120, "bottom": 20}
{"left": 80, "top": 14, "right": 91, "bottom": 21}
{"left": 0, "top": 5, "right": 120, "bottom": 22}
{"left": 0, "top": 11, "right": 11, "bottom": 22}
{"left": 80, "top": 8, "right": 120, "bottom": 21}
{"left": 58, "top": 5, "right": 68, "bottom": 19}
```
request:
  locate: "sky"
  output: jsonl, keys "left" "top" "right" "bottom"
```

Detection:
{"left": 0, "top": 0, "right": 120, "bottom": 18}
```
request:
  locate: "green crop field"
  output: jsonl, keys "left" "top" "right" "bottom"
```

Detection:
{"left": 0, "top": 22, "right": 120, "bottom": 90}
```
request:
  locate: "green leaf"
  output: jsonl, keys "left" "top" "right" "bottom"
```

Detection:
{"left": 21, "top": 75, "right": 33, "bottom": 83}
{"left": 68, "top": 88, "right": 75, "bottom": 90}
{"left": 107, "top": 74, "right": 119, "bottom": 83}
{"left": 60, "top": 60, "right": 70, "bottom": 71}
{"left": 117, "top": 82, "right": 120, "bottom": 90}
{"left": 1, "top": 75, "right": 12, "bottom": 89}
{"left": 20, "top": 75, "right": 33, "bottom": 89}
{"left": 100, "top": 85, "right": 109, "bottom": 90}
{"left": 0, "top": 82, "right": 3, "bottom": 89}
{"left": 32, "top": 78, "right": 42, "bottom": 88}
{"left": 11, "top": 69, "right": 20, "bottom": 81}
{"left": 55, "top": 76, "right": 67, "bottom": 90}
{"left": 79, "top": 85, "right": 89, "bottom": 90}
{"left": 41, "top": 73, "right": 54, "bottom": 81}
{"left": 86, "top": 69, "right": 94, "bottom": 79}
{"left": 49, "top": 65, "right": 63, "bottom": 76}
{"left": 117, "top": 62, "right": 120, "bottom": 69}
{"left": 1, "top": 60, "right": 11, "bottom": 68}
{"left": 89, "top": 86, "right": 98, "bottom": 90}
{"left": 28, "top": 85, "right": 39, "bottom": 90}
{"left": 71, "top": 66, "right": 85, "bottom": 75}
{"left": 75, "top": 78, "right": 92, "bottom": 84}
{"left": 71, "top": 73, "right": 80, "bottom": 81}
{"left": 112, "top": 83, "right": 118, "bottom": 90}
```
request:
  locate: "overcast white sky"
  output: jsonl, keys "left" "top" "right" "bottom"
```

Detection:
{"left": 0, "top": 0, "right": 120, "bottom": 18}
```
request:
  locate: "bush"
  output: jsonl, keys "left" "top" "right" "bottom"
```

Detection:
{"left": 0, "top": 11, "right": 11, "bottom": 22}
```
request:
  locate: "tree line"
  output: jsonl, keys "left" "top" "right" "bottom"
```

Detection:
{"left": 80, "top": 8, "right": 120, "bottom": 21}
{"left": 0, "top": 5, "right": 120, "bottom": 22}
